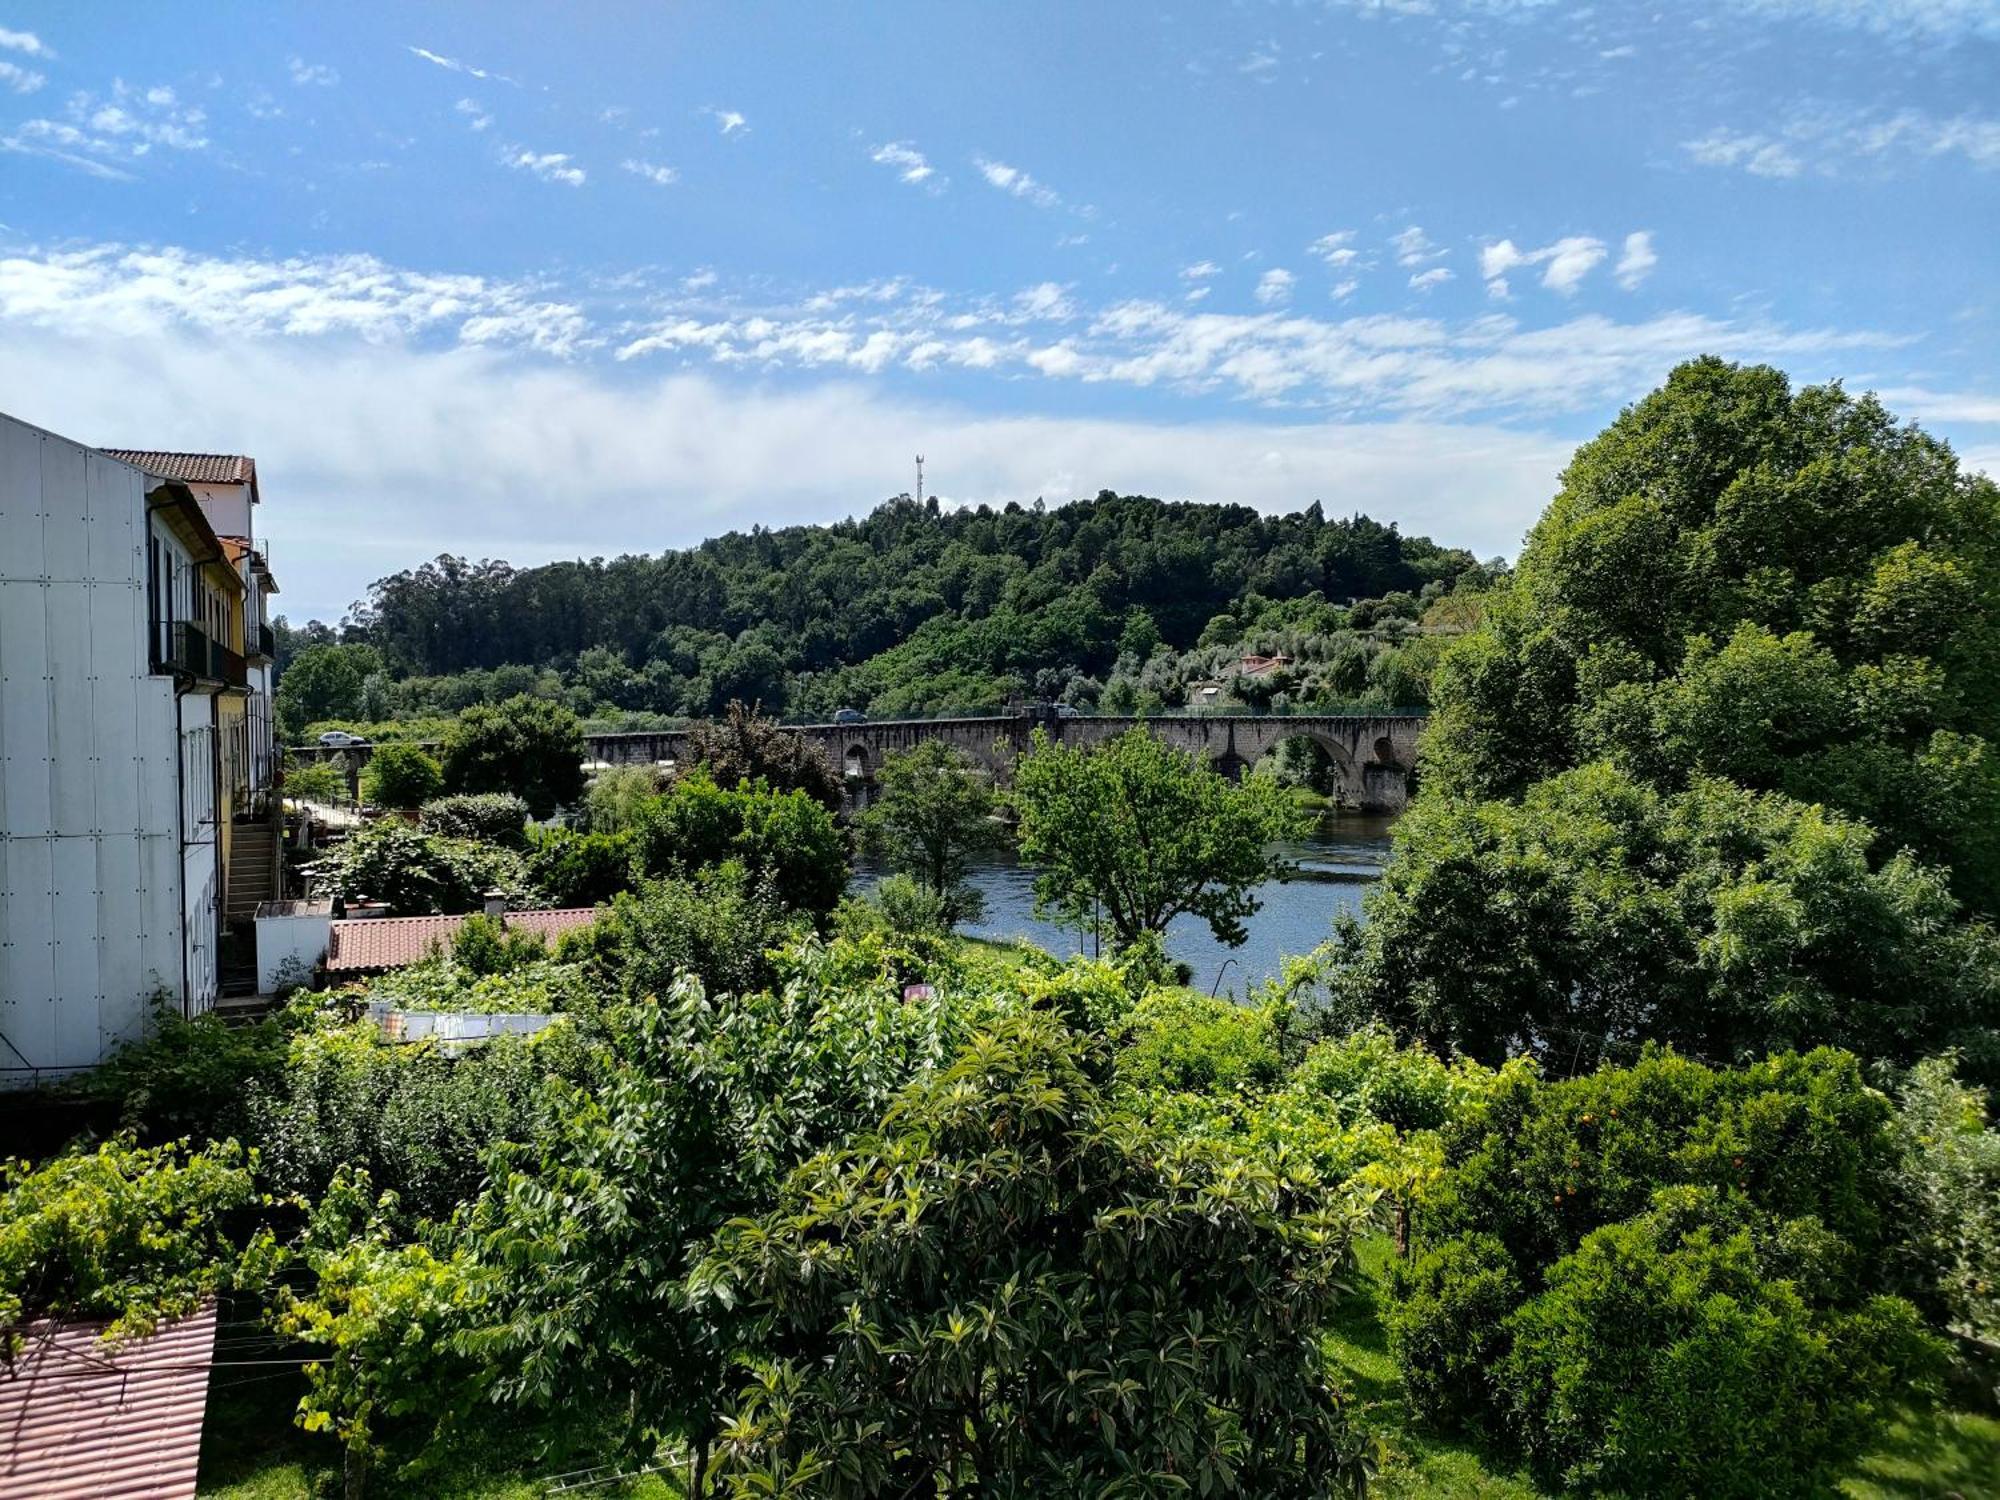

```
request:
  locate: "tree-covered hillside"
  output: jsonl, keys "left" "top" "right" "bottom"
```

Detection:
{"left": 280, "top": 493, "right": 1496, "bottom": 734}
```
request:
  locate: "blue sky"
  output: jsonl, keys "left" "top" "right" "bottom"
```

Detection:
{"left": 0, "top": 1, "right": 1994, "bottom": 620}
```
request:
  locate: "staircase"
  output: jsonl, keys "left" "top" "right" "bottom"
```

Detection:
{"left": 225, "top": 817, "right": 279, "bottom": 925}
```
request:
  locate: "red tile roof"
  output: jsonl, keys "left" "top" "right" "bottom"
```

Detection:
{"left": 101, "top": 450, "right": 260, "bottom": 504}
{"left": 325, "top": 909, "right": 601, "bottom": 972}
{"left": 0, "top": 1302, "right": 217, "bottom": 1500}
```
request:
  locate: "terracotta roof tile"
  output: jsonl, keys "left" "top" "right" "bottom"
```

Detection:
{"left": 0, "top": 1302, "right": 217, "bottom": 1500}
{"left": 325, "top": 909, "right": 600, "bottom": 972}
{"left": 101, "top": 450, "right": 260, "bottom": 500}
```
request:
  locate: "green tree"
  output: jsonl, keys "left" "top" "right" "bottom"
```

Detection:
{"left": 583, "top": 764, "right": 665, "bottom": 833}
{"left": 631, "top": 770, "right": 848, "bottom": 918}
{"left": 1424, "top": 358, "right": 2000, "bottom": 911}
{"left": 439, "top": 696, "right": 585, "bottom": 819}
{"left": 861, "top": 742, "right": 1002, "bottom": 924}
{"left": 685, "top": 701, "right": 842, "bottom": 812}
{"left": 1011, "top": 727, "right": 1300, "bottom": 949}
{"left": 1332, "top": 762, "right": 2000, "bottom": 1076}
{"left": 691, "top": 1010, "right": 1370, "bottom": 1498}
{"left": 275, "top": 643, "right": 384, "bottom": 740}
{"left": 359, "top": 742, "right": 443, "bottom": 810}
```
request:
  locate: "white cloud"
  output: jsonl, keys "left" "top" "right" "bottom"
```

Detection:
{"left": 408, "top": 46, "right": 515, "bottom": 85}
{"left": 871, "top": 140, "right": 939, "bottom": 186}
{"left": 1874, "top": 386, "right": 2000, "bottom": 424}
{"left": 707, "top": 107, "right": 748, "bottom": 136}
{"left": 622, "top": 158, "right": 678, "bottom": 187}
{"left": 504, "top": 147, "right": 586, "bottom": 187}
{"left": 0, "top": 58, "right": 42, "bottom": 94}
{"left": 1599, "top": 44, "right": 1639, "bottom": 58}
{"left": 1255, "top": 268, "right": 1296, "bottom": 306}
{"left": 1309, "top": 230, "right": 1363, "bottom": 270}
{"left": 1849, "top": 109, "right": 2000, "bottom": 169}
{"left": 1479, "top": 235, "right": 1608, "bottom": 296}
{"left": 0, "top": 26, "right": 51, "bottom": 57}
{"left": 1409, "top": 268, "right": 1454, "bottom": 292}
{"left": 1185, "top": 286, "right": 1212, "bottom": 304}
{"left": 1014, "top": 282, "right": 1076, "bottom": 321}
{"left": 1684, "top": 129, "right": 1806, "bottom": 177}
{"left": 455, "top": 98, "right": 493, "bottom": 132}
{"left": 1181, "top": 260, "right": 1222, "bottom": 280}
{"left": 1727, "top": 0, "right": 2000, "bottom": 42}
{"left": 682, "top": 269, "right": 718, "bottom": 291}
{"left": 2, "top": 82, "right": 210, "bottom": 175}
{"left": 1330, "top": 279, "right": 1359, "bottom": 301}
{"left": 1392, "top": 226, "right": 1446, "bottom": 267}
{"left": 288, "top": 56, "right": 339, "bottom": 87}
{"left": 1615, "top": 231, "right": 1658, "bottom": 290}
{"left": 975, "top": 156, "right": 1060, "bottom": 209}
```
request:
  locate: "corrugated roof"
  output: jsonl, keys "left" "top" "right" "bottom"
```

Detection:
{"left": 325, "top": 908, "right": 601, "bottom": 972}
{"left": 102, "top": 450, "right": 260, "bottom": 505}
{"left": 0, "top": 1302, "right": 217, "bottom": 1500}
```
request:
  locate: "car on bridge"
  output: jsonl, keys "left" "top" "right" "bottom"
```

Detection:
{"left": 833, "top": 707, "right": 867, "bottom": 725}
{"left": 317, "top": 729, "right": 370, "bottom": 747}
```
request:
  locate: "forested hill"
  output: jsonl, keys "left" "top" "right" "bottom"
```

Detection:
{"left": 286, "top": 492, "right": 1496, "bottom": 730}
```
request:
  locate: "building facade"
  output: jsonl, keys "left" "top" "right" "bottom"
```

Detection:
{"left": 0, "top": 414, "right": 277, "bottom": 1083}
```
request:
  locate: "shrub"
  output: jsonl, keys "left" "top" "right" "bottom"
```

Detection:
{"left": 0, "top": 1137, "right": 266, "bottom": 1347}
{"left": 421, "top": 792, "right": 530, "bottom": 848}
{"left": 523, "top": 825, "right": 636, "bottom": 908}
{"left": 1387, "top": 1047, "right": 1946, "bottom": 1495}
{"left": 562, "top": 867, "right": 805, "bottom": 1000}
{"left": 440, "top": 696, "right": 586, "bottom": 819}
{"left": 250, "top": 1021, "right": 592, "bottom": 1227}
{"left": 284, "top": 760, "right": 349, "bottom": 803}
{"left": 324, "top": 820, "right": 533, "bottom": 917}
{"left": 359, "top": 742, "right": 444, "bottom": 809}
{"left": 1116, "top": 989, "right": 1286, "bottom": 1096}
{"left": 1494, "top": 1189, "right": 1942, "bottom": 1497}
{"left": 684, "top": 700, "right": 842, "bottom": 812}
{"left": 1888, "top": 1056, "right": 2000, "bottom": 1347}
{"left": 583, "top": 763, "right": 665, "bottom": 833}
{"left": 631, "top": 769, "right": 848, "bottom": 918}
{"left": 82, "top": 1007, "right": 289, "bottom": 1144}
{"left": 691, "top": 1010, "right": 1371, "bottom": 1496}
{"left": 450, "top": 912, "right": 554, "bottom": 977}
{"left": 870, "top": 871, "right": 952, "bottom": 937}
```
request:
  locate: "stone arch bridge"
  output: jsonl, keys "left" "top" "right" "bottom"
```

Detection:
{"left": 290, "top": 710, "right": 1426, "bottom": 815}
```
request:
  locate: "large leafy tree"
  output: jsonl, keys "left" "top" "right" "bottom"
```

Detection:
{"left": 439, "top": 695, "right": 586, "bottom": 818}
{"left": 1332, "top": 763, "right": 2000, "bottom": 1077}
{"left": 1424, "top": 357, "right": 2000, "bottom": 910}
{"left": 274, "top": 642, "right": 385, "bottom": 740}
{"left": 631, "top": 769, "right": 848, "bottom": 918}
{"left": 1012, "top": 727, "right": 1301, "bottom": 949}
{"left": 861, "top": 741, "right": 1003, "bottom": 923}
{"left": 691, "top": 1009, "right": 1370, "bottom": 1499}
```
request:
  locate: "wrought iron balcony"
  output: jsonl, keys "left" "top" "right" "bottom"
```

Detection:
{"left": 248, "top": 621, "right": 277, "bottom": 661}
{"left": 155, "top": 622, "right": 248, "bottom": 689}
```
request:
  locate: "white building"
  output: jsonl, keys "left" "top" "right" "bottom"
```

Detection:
{"left": 0, "top": 413, "right": 253, "bottom": 1083}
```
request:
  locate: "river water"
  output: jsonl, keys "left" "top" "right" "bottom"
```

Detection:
{"left": 855, "top": 813, "right": 1399, "bottom": 999}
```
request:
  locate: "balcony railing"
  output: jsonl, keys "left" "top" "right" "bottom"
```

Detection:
{"left": 156, "top": 621, "right": 248, "bottom": 689}
{"left": 249, "top": 621, "right": 277, "bottom": 661}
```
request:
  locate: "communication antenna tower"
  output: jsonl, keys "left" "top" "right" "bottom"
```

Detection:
{"left": 915, "top": 454, "right": 926, "bottom": 507}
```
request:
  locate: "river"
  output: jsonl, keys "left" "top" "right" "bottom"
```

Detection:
{"left": 855, "top": 812, "right": 1399, "bottom": 999}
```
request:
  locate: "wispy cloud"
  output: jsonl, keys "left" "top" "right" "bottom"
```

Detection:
{"left": 1391, "top": 226, "right": 1446, "bottom": 268}
{"left": 706, "top": 107, "right": 748, "bottom": 136}
{"left": 0, "top": 26, "right": 52, "bottom": 57}
{"left": 2, "top": 82, "right": 210, "bottom": 177}
{"left": 0, "top": 58, "right": 42, "bottom": 94}
{"left": 503, "top": 147, "right": 586, "bottom": 187}
{"left": 1182, "top": 261, "right": 1222, "bottom": 280}
{"left": 1688, "top": 107, "right": 2000, "bottom": 178}
{"left": 407, "top": 46, "right": 516, "bottom": 85}
{"left": 1409, "top": 267, "right": 1455, "bottom": 292}
{"left": 871, "top": 140, "right": 940, "bottom": 187}
{"left": 1614, "top": 232, "right": 1658, "bottom": 290}
{"left": 455, "top": 98, "right": 493, "bottom": 132}
{"left": 1727, "top": 0, "right": 2000, "bottom": 43}
{"left": 622, "top": 158, "right": 678, "bottom": 187}
{"left": 288, "top": 56, "right": 339, "bottom": 87}
{"left": 975, "top": 156, "right": 1060, "bottom": 209}
{"left": 1255, "top": 268, "right": 1296, "bottom": 306}
{"left": 1479, "top": 235, "right": 1608, "bottom": 297}
{"left": 1309, "top": 230, "right": 1363, "bottom": 270}
{"left": 1684, "top": 128, "right": 1805, "bottom": 177}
